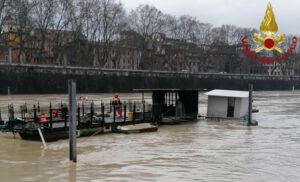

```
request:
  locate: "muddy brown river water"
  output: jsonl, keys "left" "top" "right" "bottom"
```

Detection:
{"left": 0, "top": 91, "right": 300, "bottom": 181}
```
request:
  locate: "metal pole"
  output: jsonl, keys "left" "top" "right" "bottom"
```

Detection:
{"left": 82, "top": 102, "right": 84, "bottom": 116}
{"left": 110, "top": 100, "right": 112, "bottom": 113}
{"left": 37, "top": 102, "right": 40, "bottom": 113}
{"left": 90, "top": 102, "right": 94, "bottom": 127}
{"left": 49, "top": 104, "right": 53, "bottom": 129}
{"left": 37, "top": 128, "right": 47, "bottom": 147}
{"left": 11, "top": 104, "right": 14, "bottom": 120}
{"left": 68, "top": 80, "right": 77, "bottom": 163}
{"left": 64, "top": 107, "right": 67, "bottom": 129}
{"left": 33, "top": 105, "right": 37, "bottom": 123}
{"left": 113, "top": 105, "right": 116, "bottom": 124}
{"left": 168, "top": 92, "right": 170, "bottom": 106}
{"left": 143, "top": 102, "right": 145, "bottom": 122}
{"left": 123, "top": 104, "right": 126, "bottom": 124}
{"left": 101, "top": 103, "right": 105, "bottom": 127}
{"left": 248, "top": 84, "right": 253, "bottom": 126}
{"left": 175, "top": 92, "right": 178, "bottom": 106}
{"left": 133, "top": 104, "right": 136, "bottom": 125}
{"left": 7, "top": 105, "right": 9, "bottom": 121}
{"left": 77, "top": 105, "right": 80, "bottom": 127}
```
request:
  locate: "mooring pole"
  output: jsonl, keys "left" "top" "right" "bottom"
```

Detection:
{"left": 37, "top": 102, "right": 40, "bottom": 113}
{"left": 110, "top": 101, "right": 112, "bottom": 113}
{"left": 133, "top": 103, "right": 136, "bottom": 125}
{"left": 33, "top": 105, "right": 37, "bottom": 123}
{"left": 113, "top": 105, "right": 116, "bottom": 124}
{"left": 11, "top": 104, "right": 14, "bottom": 120}
{"left": 142, "top": 92, "right": 145, "bottom": 122}
{"left": 82, "top": 102, "right": 84, "bottom": 116}
{"left": 77, "top": 105, "right": 80, "bottom": 127}
{"left": 248, "top": 84, "right": 253, "bottom": 126}
{"left": 68, "top": 80, "right": 77, "bottom": 163}
{"left": 49, "top": 104, "right": 53, "bottom": 129}
{"left": 90, "top": 102, "right": 94, "bottom": 127}
{"left": 143, "top": 102, "right": 145, "bottom": 122}
{"left": 0, "top": 108, "right": 2, "bottom": 122}
{"left": 123, "top": 103, "right": 126, "bottom": 124}
{"left": 101, "top": 103, "right": 105, "bottom": 127}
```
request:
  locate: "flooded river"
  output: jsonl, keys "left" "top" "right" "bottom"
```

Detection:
{"left": 0, "top": 91, "right": 300, "bottom": 181}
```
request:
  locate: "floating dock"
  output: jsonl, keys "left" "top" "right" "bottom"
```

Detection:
{"left": 0, "top": 101, "right": 156, "bottom": 142}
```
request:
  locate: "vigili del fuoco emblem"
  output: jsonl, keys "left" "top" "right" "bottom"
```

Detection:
{"left": 241, "top": 2, "right": 297, "bottom": 64}
{"left": 253, "top": 3, "right": 285, "bottom": 53}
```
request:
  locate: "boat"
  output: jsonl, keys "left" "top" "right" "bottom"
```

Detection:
{"left": 117, "top": 123, "right": 158, "bottom": 134}
{"left": 0, "top": 102, "right": 155, "bottom": 142}
{"left": 252, "top": 106, "right": 259, "bottom": 113}
{"left": 0, "top": 113, "right": 105, "bottom": 142}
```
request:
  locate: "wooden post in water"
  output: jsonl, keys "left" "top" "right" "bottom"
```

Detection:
{"left": 68, "top": 80, "right": 77, "bottom": 163}
{"left": 248, "top": 84, "right": 253, "bottom": 126}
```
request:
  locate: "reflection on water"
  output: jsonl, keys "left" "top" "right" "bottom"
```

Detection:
{"left": 1, "top": 91, "right": 300, "bottom": 181}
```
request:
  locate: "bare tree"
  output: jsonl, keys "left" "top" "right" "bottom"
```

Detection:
{"left": 8, "top": 0, "right": 35, "bottom": 63}
{"left": 129, "top": 4, "right": 165, "bottom": 37}
{"left": 30, "top": 0, "right": 58, "bottom": 63}
{"left": 0, "top": 0, "right": 11, "bottom": 32}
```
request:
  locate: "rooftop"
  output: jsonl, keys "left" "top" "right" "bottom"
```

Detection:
{"left": 205, "top": 89, "right": 249, "bottom": 98}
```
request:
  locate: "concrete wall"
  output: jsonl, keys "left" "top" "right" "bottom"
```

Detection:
{"left": 233, "top": 98, "right": 241, "bottom": 118}
{"left": 233, "top": 98, "right": 248, "bottom": 118}
{"left": 207, "top": 96, "right": 228, "bottom": 118}
{"left": 239, "top": 98, "right": 249, "bottom": 118}
{"left": 1, "top": 63, "right": 300, "bottom": 94}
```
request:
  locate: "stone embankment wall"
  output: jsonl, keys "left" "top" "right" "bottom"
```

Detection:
{"left": 0, "top": 63, "right": 299, "bottom": 94}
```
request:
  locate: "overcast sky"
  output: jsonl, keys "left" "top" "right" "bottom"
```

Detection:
{"left": 121, "top": 0, "right": 300, "bottom": 36}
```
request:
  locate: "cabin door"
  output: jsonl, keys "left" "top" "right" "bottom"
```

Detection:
{"left": 227, "top": 97, "right": 235, "bottom": 117}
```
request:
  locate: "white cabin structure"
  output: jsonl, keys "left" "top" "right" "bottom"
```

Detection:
{"left": 205, "top": 89, "right": 249, "bottom": 119}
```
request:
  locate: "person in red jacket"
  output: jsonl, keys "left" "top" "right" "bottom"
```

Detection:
{"left": 112, "top": 93, "right": 122, "bottom": 117}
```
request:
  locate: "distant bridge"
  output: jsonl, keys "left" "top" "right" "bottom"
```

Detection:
{"left": 0, "top": 63, "right": 299, "bottom": 94}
